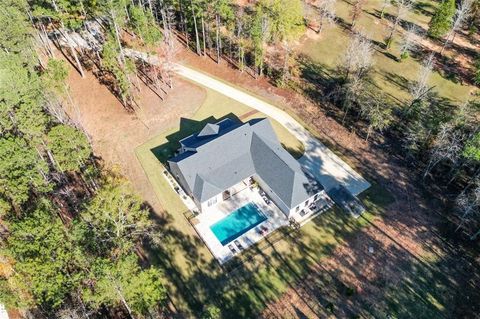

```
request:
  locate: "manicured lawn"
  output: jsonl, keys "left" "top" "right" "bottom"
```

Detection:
{"left": 135, "top": 83, "right": 396, "bottom": 317}
{"left": 299, "top": 0, "right": 475, "bottom": 104}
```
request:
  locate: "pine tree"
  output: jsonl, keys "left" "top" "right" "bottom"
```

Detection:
{"left": 81, "top": 254, "right": 166, "bottom": 317}
{"left": 47, "top": 125, "right": 91, "bottom": 172}
{"left": 0, "top": 137, "right": 51, "bottom": 208}
{"left": 428, "top": 0, "right": 456, "bottom": 38}
{"left": 5, "top": 201, "right": 82, "bottom": 308}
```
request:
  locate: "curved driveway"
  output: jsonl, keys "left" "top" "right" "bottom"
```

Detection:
{"left": 173, "top": 64, "right": 370, "bottom": 195}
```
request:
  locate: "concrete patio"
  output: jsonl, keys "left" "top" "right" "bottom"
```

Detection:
{"left": 192, "top": 186, "right": 289, "bottom": 264}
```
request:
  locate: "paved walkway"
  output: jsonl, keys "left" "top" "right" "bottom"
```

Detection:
{"left": 173, "top": 65, "right": 370, "bottom": 195}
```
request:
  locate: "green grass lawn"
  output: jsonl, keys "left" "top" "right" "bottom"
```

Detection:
{"left": 135, "top": 82, "right": 403, "bottom": 317}
{"left": 299, "top": 0, "right": 475, "bottom": 104}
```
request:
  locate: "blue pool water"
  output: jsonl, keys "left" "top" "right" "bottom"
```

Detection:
{"left": 210, "top": 203, "right": 267, "bottom": 245}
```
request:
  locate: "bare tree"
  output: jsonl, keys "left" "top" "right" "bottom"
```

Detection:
{"left": 380, "top": 0, "right": 392, "bottom": 18}
{"left": 339, "top": 31, "right": 375, "bottom": 81}
{"left": 440, "top": 0, "right": 474, "bottom": 54}
{"left": 317, "top": 0, "right": 336, "bottom": 34}
{"left": 360, "top": 95, "right": 392, "bottom": 141}
{"left": 336, "top": 32, "right": 375, "bottom": 122}
{"left": 385, "top": 0, "right": 413, "bottom": 49}
{"left": 456, "top": 180, "right": 480, "bottom": 239}
{"left": 349, "top": 0, "right": 367, "bottom": 29}
{"left": 399, "top": 24, "right": 419, "bottom": 59}
{"left": 408, "top": 53, "right": 434, "bottom": 108}
{"left": 423, "top": 123, "right": 464, "bottom": 178}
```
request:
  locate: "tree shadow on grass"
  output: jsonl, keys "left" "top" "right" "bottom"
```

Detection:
{"left": 412, "top": 1, "right": 436, "bottom": 16}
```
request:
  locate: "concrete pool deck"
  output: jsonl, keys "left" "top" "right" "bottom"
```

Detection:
{"left": 194, "top": 187, "right": 288, "bottom": 264}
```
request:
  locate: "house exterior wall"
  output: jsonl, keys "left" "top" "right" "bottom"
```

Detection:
{"left": 288, "top": 190, "right": 329, "bottom": 216}
{"left": 254, "top": 175, "right": 291, "bottom": 215}
{"left": 200, "top": 193, "right": 223, "bottom": 212}
{"left": 168, "top": 161, "right": 192, "bottom": 197}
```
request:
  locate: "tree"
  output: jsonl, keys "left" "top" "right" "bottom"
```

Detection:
{"left": 475, "top": 55, "right": 480, "bottom": 85}
{"left": 42, "top": 58, "right": 70, "bottom": 97}
{"left": 5, "top": 201, "right": 82, "bottom": 308}
{"left": 0, "top": 137, "right": 51, "bottom": 208}
{"left": 463, "top": 132, "right": 480, "bottom": 162}
{"left": 455, "top": 180, "right": 480, "bottom": 239}
{"left": 0, "top": 0, "right": 34, "bottom": 59}
{"left": 317, "top": 0, "right": 336, "bottom": 34}
{"left": 201, "top": 305, "right": 221, "bottom": 319}
{"left": 250, "top": 6, "right": 270, "bottom": 76}
{"left": 211, "top": 0, "right": 235, "bottom": 63}
{"left": 0, "top": 53, "right": 48, "bottom": 140}
{"left": 399, "top": 24, "right": 419, "bottom": 60}
{"left": 349, "top": 0, "right": 367, "bottom": 28}
{"left": 336, "top": 32, "right": 375, "bottom": 121}
{"left": 440, "top": 0, "right": 474, "bottom": 54}
{"left": 101, "top": 32, "right": 134, "bottom": 106}
{"left": 81, "top": 174, "right": 157, "bottom": 255}
{"left": 428, "top": 0, "right": 456, "bottom": 38}
{"left": 360, "top": 95, "right": 392, "bottom": 141}
{"left": 408, "top": 54, "right": 434, "bottom": 109}
{"left": 423, "top": 123, "right": 464, "bottom": 177}
{"left": 338, "top": 31, "right": 375, "bottom": 82}
{"left": 47, "top": 125, "right": 92, "bottom": 172}
{"left": 259, "top": 0, "right": 305, "bottom": 42}
{"left": 82, "top": 254, "right": 166, "bottom": 318}
{"left": 128, "top": 5, "right": 162, "bottom": 48}
{"left": 385, "top": 0, "right": 413, "bottom": 49}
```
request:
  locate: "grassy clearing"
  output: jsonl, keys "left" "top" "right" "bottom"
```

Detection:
{"left": 134, "top": 77, "right": 455, "bottom": 318}
{"left": 135, "top": 82, "right": 396, "bottom": 317}
{"left": 299, "top": 0, "right": 475, "bottom": 104}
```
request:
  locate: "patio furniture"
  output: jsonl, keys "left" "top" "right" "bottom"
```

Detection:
{"left": 261, "top": 195, "right": 270, "bottom": 205}
{"left": 234, "top": 240, "right": 244, "bottom": 250}
{"left": 228, "top": 244, "right": 237, "bottom": 254}
{"left": 261, "top": 225, "right": 269, "bottom": 233}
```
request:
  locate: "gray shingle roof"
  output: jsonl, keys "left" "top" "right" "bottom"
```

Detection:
{"left": 198, "top": 123, "right": 220, "bottom": 137}
{"left": 179, "top": 118, "right": 241, "bottom": 149}
{"left": 168, "top": 118, "right": 318, "bottom": 209}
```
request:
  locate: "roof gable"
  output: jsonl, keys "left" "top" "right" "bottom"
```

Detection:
{"left": 198, "top": 123, "right": 219, "bottom": 137}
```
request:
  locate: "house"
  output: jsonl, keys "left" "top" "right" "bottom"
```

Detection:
{"left": 168, "top": 118, "right": 329, "bottom": 219}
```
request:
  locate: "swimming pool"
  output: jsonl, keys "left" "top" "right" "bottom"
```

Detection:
{"left": 210, "top": 203, "right": 267, "bottom": 245}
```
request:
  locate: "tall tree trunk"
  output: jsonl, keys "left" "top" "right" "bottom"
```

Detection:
{"left": 215, "top": 14, "right": 221, "bottom": 63}
{"left": 109, "top": 1, "right": 126, "bottom": 65}
{"left": 201, "top": 16, "right": 206, "bottom": 56}
{"left": 190, "top": 1, "right": 201, "bottom": 55}
{"left": 51, "top": 0, "right": 85, "bottom": 77}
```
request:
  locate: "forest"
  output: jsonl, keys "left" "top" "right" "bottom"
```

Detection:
{"left": 0, "top": 0, "right": 479, "bottom": 318}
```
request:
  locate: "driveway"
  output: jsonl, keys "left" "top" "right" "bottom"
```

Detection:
{"left": 173, "top": 65, "right": 370, "bottom": 196}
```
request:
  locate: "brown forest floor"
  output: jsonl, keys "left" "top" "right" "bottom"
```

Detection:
{"left": 66, "top": 63, "right": 206, "bottom": 217}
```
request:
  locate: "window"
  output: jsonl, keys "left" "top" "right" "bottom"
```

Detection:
{"left": 296, "top": 206, "right": 300, "bottom": 212}
{"left": 207, "top": 197, "right": 217, "bottom": 207}
{"left": 314, "top": 194, "right": 319, "bottom": 201}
